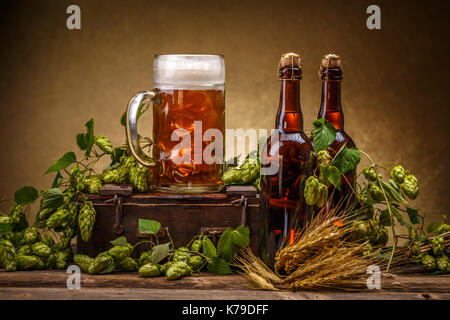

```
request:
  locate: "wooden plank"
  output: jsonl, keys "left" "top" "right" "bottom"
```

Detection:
{"left": 99, "top": 184, "right": 133, "bottom": 196}
{"left": 226, "top": 185, "right": 258, "bottom": 197}
{"left": 0, "top": 287, "right": 448, "bottom": 300}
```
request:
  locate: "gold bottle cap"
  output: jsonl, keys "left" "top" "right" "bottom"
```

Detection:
{"left": 319, "top": 54, "right": 343, "bottom": 80}
{"left": 278, "top": 52, "right": 302, "bottom": 80}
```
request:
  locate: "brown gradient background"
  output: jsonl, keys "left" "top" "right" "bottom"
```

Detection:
{"left": 0, "top": 0, "right": 449, "bottom": 226}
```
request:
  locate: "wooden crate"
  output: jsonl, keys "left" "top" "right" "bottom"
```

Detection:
{"left": 76, "top": 185, "right": 261, "bottom": 258}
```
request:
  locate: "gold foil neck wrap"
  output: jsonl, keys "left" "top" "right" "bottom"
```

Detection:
{"left": 278, "top": 52, "right": 302, "bottom": 80}
{"left": 320, "top": 54, "right": 342, "bottom": 70}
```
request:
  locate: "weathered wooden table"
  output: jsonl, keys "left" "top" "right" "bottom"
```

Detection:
{"left": 0, "top": 270, "right": 448, "bottom": 300}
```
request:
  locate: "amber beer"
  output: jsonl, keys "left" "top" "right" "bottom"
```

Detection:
{"left": 152, "top": 88, "right": 225, "bottom": 187}
{"left": 126, "top": 54, "right": 225, "bottom": 193}
{"left": 260, "top": 53, "right": 313, "bottom": 265}
{"left": 317, "top": 54, "right": 356, "bottom": 207}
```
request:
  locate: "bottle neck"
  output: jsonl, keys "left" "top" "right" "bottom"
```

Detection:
{"left": 318, "top": 80, "right": 344, "bottom": 130}
{"left": 276, "top": 80, "right": 303, "bottom": 132}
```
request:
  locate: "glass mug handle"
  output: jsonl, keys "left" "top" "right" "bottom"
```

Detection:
{"left": 125, "top": 90, "right": 159, "bottom": 167}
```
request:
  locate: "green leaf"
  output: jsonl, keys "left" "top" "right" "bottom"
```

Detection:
{"left": 151, "top": 242, "right": 170, "bottom": 265}
{"left": 138, "top": 219, "right": 161, "bottom": 235}
{"left": 0, "top": 223, "right": 12, "bottom": 233}
{"left": 41, "top": 188, "right": 64, "bottom": 210}
{"left": 379, "top": 209, "right": 393, "bottom": 226}
{"left": 217, "top": 226, "right": 250, "bottom": 262}
{"left": 415, "top": 234, "right": 426, "bottom": 242}
{"left": 110, "top": 236, "right": 128, "bottom": 247}
{"left": 110, "top": 147, "right": 126, "bottom": 166}
{"left": 76, "top": 133, "right": 88, "bottom": 151}
{"left": 120, "top": 112, "right": 126, "bottom": 127}
{"left": 312, "top": 119, "right": 337, "bottom": 152}
{"left": 201, "top": 237, "right": 217, "bottom": 259}
{"left": 234, "top": 226, "right": 250, "bottom": 248}
{"left": 98, "top": 263, "right": 116, "bottom": 275}
{"left": 207, "top": 257, "right": 233, "bottom": 275}
{"left": 84, "top": 119, "right": 95, "bottom": 158}
{"left": 406, "top": 207, "right": 421, "bottom": 225}
{"left": 331, "top": 145, "right": 361, "bottom": 174}
{"left": 320, "top": 165, "right": 341, "bottom": 190}
{"left": 403, "top": 239, "right": 411, "bottom": 247}
{"left": 391, "top": 205, "right": 411, "bottom": 227}
{"left": 51, "top": 172, "right": 63, "bottom": 188}
{"left": 426, "top": 222, "right": 442, "bottom": 234}
{"left": 380, "top": 180, "right": 408, "bottom": 204}
{"left": 45, "top": 152, "right": 76, "bottom": 174}
{"left": 14, "top": 186, "right": 39, "bottom": 205}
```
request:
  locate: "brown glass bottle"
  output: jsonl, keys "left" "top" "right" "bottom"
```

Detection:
{"left": 317, "top": 54, "right": 356, "bottom": 209}
{"left": 260, "top": 53, "right": 313, "bottom": 266}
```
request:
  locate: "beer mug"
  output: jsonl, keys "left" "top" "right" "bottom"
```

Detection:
{"left": 126, "top": 54, "right": 225, "bottom": 193}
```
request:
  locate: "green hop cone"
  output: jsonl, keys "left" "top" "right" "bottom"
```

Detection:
{"left": 369, "top": 185, "right": 384, "bottom": 202}
{"left": 139, "top": 251, "right": 153, "bottom": 267}
{"left": 173, "top": 261, "right": 192, "bottom": 276}
{"left": 58, "top": 235, "right": 71, "bottom": 250}
{"left": 120, "top": 155, "right": 136, "bottom": 168}
{"left": 436, "top": 255, "right": 449, "bottom": 273}
{"left": 24, "top": 227, "right": 40, "bottom": 244}
{"left": 9, "top": 204, "right": 25, "bottom": 225}
{"left": 316, "top": 183, "right": 328, "bottom": 208}
{"left": 173, "top": 250, "right": 190, "bottom": 263}
{"left": 44, "top": 254, "right": 56, "bottom": 270}
{"left": 116, "top": 166, "right": 130, "bottom": 184}
{"left": 362, "top": 166, "right": 378, "bottom": 182}
{"left": 166, "top": 265, "right": 183, "bottom": 280}
{"left": 401, "top": 174, "right": 419, "bottom": 200}
{"left": 54, "top": 251, "right": 68, "bottom": 269}
{"left": 0, "top": 239, "right": 17, "bottom": 271}
{"left": 190, "top": 239, "right": 202, "bottom": 252}
{"left": 410, "top": 242, "right": 422, "bottom": 257}
{"left": 103, "top": 169, "right": 119, "bottom": 184}
{"left": 222, "top": 168, "right": 242, "bottom": 184}
{"left": 357, "top": 194, "right": 375, "bottom": 219}
{"left": 73, "top": 254, "right": 93, "bottom": 273}
{"left": 88, "top": 252, "right": 115, "bottom": 275}
{"left": 46, "top": 209, "right": 69, "bottom": 229}
{"left": 0, "top": 216, "right": 12, "bottom": 225}
{"left": 86, "top": 176, "right": 103, "bottom": 194}
{"left": 32, "top": 242, "right": 52, "bottom": 258}
{"left": 78, "top": 200, "right": 96, "bottom": 242}
{"left": 432, "top": 236, "right": 445, "bottom": 256}
{"left": 350, "top": 221, "right": 368, "bottom": 242}
{"left": 95, "top": 136, "right": 114, "bottom": 154}
{"left": 421, "top": 254, "right": 436, "bottom": 272}
{"left": 304, "top": 176, "right": 320, "bottom": 206}
{"left": 240, "top": 159, "right": 259, "bottom": 184}
{"left": 17, "top": 255, "right": 45, "bottom": 270}
{"left": 363, "top": 243, "right": 373, "bottom": 256}
{"left": 188, "top": 255, "right": 204, "bottom": 271}
{"left": 17, "top": 245, "right": 32, "bottom": 256}
{"left": 390, "top": 165, "right": 406, "bottom": 184}
{"left": 316, "top": 150, "right": 332, "bottom": 167}
{"left": 36, "top": 208, "right": 54, "bottom": 223}
{"left": 377, "top": 228, "right": 389, "bottom": 246}
{"left": 108, "top": 245, "right": 131, "bottom": 262}
{"left": 138, "top": 263, "right": 161, "bottom": 277}
{"left": 160, "top": 261, "right": 174, "bottom": 276}
{"left": 117, "top": 257, "right": 138, "bottom": 272}
{"left": 130, "top": 166, "right": 149, "bottom": 192}
{"left": 436, "top": 224, "right": 450, "bottom": 234}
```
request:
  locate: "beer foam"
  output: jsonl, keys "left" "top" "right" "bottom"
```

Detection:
{"left": 153, "top": 55, "right": 225, "bottom": 88}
